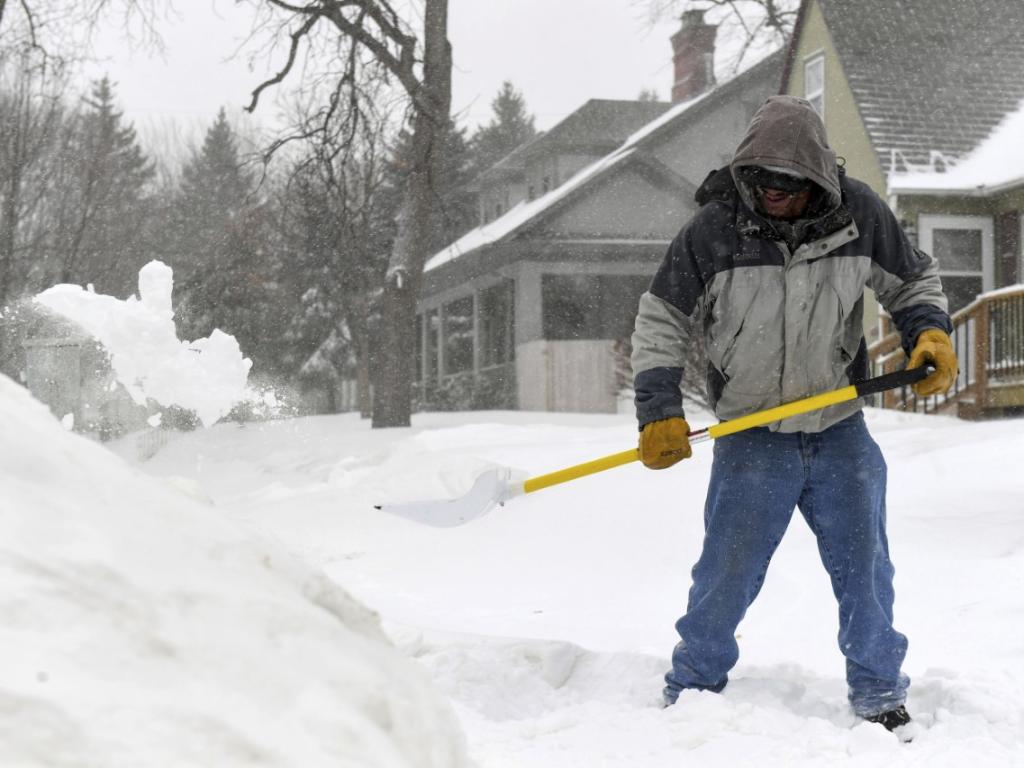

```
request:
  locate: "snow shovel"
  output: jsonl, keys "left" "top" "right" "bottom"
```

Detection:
{"left": 376, "top": 366, "right": 930, "bottom": 527}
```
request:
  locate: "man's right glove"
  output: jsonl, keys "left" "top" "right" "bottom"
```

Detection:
{"left": 907, "top": 328, "right": 958, "bottom": 396}
{"left": 638, "top": 417, "right": 692, "bottom": 470}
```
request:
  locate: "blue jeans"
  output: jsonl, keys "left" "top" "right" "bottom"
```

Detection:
{"left": 664, "top": 412, "right": 909, "bottom": 717}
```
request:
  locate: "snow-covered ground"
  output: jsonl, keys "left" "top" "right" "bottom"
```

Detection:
{"left": 93, "top": 402, "right": 1024, "bottom": 767}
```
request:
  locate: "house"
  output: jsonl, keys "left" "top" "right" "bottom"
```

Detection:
{"left": 417, "top": 11, "right": 784, "bottom": 413}
{"left": 781, "top": 0, "right": 1024, "bottom": 416}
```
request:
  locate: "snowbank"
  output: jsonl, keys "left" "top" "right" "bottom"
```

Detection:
{"left": 0, "top": 374, "right": 467, "bottom": 767}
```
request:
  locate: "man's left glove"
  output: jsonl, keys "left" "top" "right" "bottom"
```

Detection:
{"left": 638, "top": 417, "right": 692, "bottom": 470}
{"left": 908, "top": 328, "right": 957, "bottom": 396}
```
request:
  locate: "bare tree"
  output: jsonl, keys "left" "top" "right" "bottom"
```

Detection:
{"left": 244, "top": 0, "right": 452, "bottom": 428}
{"left": 0, "top": 0, "right": 165, "bottom": 61}
{"left": 0, "top": 50, "right": 68, "bottom": 304}
{"left": 279, "top": 95, "right": 393, "bottom": 416}
{"left": 638, "top": 0, "right": 799, "bottom": 72}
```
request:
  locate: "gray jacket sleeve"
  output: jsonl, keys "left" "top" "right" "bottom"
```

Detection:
{"left": 631, "top": 291, "right": 692, "bottom": 375}
{"left": 630, "top": 226, "right": 706, "bottom": 428}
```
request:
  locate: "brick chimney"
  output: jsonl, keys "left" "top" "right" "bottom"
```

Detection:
{"left": 671, "top": 10, "right": 717, "bottom": 103}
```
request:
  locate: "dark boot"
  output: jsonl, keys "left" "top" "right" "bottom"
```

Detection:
{"left": 865, "top": 705, "right": 912, "bottom": 732}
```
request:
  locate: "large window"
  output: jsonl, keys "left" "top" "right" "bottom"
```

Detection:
{"left": 919, "top": 214, "right": 994, "bottom": 314}
{"left": 805, "top": 54, "right": 825, "bottom": 117}
{"left": 542, "top": 274, "right": 650, "bottom": 341}
{"left": 442, "top": 296, "right": 474, "bottom": 375}
{"left": 478, "top": 280, "right": 514, "bottom": 368}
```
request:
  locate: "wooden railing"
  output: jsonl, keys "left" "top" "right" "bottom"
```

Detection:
{"left": 868, "top": 285, "right": 1024, "bottom": 417}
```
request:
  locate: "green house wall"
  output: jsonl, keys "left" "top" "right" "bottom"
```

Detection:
{"left": 785, "top": 0, "right": 886, "bottom": 196}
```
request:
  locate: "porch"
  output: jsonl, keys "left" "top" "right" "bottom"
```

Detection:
{"left": 415, "top": 260, "right": 655, "bottom": 413}
{"left": 869, "top": 285, "right": 1024, "bottom": 418}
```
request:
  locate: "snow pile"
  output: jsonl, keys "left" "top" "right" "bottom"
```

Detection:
{"left": 127, "top": 408, "right": 1024, "bottom": 766}
{"left": 35, "top": 260, "right": 252, "bottom": 425}
{"left": 0, "top": 374, "right": 467, "bottom": 767}
{"left": 889, "top": 97, "right": 1024, "bottom": 193}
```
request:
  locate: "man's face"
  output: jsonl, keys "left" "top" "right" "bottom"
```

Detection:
{"left": 757, "top": 185, "right": 812, "bottom": 220}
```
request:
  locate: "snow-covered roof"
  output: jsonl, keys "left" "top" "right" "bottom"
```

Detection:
{"left": 425, "top": 50, "right": 782, "bottom": 274}
{"left": 888, "top": 98, "right": 1024, "bottom": 195}
{"left": 424, "top": 148, "right": 637, "bottom": 272}
{"left": 809, "top": 0, "right": 1024, "bottom": 178}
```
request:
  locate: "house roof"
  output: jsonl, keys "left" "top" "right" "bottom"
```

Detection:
{"left": 475, "top": 100, "right": 669, "bottom": 187}
{"left": 425, "top": 50, "right": 784, "bottom": 274}
{"left": 477, "top": 138, "right": 534, "bottom": 182}
{"left": 889, "top": 97, "right": 1024, "bottom": 194}
{"left": 521, "top": 99, "right": 671, "bottom": 158}
{"left": 799, "top": 0, "right": 1024, "bottom": 175}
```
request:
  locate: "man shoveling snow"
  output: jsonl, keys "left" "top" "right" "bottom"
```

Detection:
{"left": 631, "top": 95, "right": 957, "bottom": 734}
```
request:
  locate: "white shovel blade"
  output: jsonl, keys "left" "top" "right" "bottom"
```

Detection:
{"left": 374, "top": 467, "right": 515, "bottom": 527}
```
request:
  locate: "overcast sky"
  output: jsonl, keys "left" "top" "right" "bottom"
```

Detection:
{"left": 85, "top": 1, "right": 694, "bottom": 141}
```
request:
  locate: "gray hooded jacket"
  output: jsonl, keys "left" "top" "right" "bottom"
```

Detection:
{"left": 631, "top": 96, "right": 951, "bottom": 433}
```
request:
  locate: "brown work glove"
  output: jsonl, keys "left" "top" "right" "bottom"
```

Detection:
{"left": 638, "top": 417, "right": 692, "bottom": 469}
{"left": 907, "top": 328, "right": 958, "bottom": 396}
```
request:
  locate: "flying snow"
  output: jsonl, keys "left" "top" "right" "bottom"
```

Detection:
{"left": 35, "top": 260, "right": 252, "bottom": 426}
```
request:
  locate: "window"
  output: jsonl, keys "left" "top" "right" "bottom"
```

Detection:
{"left": 442, "top": 296, "right": 474, "bottom": 375}
{"left": 804, "top": 55, "right": 825, "bottom": 117}
{"left": 542, "top": 274, "right": 650, "bottom": 341}
{"left": 918, "top": 214, "right": 994, "bottom": 314}
{"left": 478, "top": 280, "right": 515, "bottom": 368}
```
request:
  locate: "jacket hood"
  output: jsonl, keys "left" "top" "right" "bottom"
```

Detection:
{"left": 730, "top": 96, "right": 841, "bottom": 212}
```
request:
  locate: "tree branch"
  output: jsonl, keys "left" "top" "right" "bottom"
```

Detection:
{"left": 17, "top": 0, "right": 41, "bottom": 51}
{"left": 246, "top": 10, "right": 319, "bottom": 113}
{"left": 317, "top": 1, "right": 420, "bottom": 99}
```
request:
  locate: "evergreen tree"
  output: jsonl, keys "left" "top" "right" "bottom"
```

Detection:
{"left": 168, "top": 109, "right": 287, "bottom": 374}
{"left": 51, "top": 76, "right": 153, "bottom": 293}
{"left": 171, "top": 107, "right": 253, "bottom": 267}
{"left": 385, "top": 119, "right": 476, "bottom": 251}
{"left": 469, "top": 81, "right": 537, "bottom": 178}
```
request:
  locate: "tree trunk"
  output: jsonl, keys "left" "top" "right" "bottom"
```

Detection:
{"left": 357, "top": 328, "right": 372, "bottom": 419}
{"left": 371, "top": 0, "right": 451, "bottom": 428}
{"left": 0, "top": 173, "right": 18, "bottom": 305}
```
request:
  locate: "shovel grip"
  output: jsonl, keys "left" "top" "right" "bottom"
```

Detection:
{"left": 853, "top": 365, "right": 931, "bottom": 397}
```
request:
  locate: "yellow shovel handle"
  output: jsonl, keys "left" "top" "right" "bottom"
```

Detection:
{"left": 519, "top": 365, "right": 931, "bottom": 496}
{"left": 523, "top": 448, "right": 640, "bottom": 494}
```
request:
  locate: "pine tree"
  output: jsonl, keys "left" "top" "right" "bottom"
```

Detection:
{"left": 469, "top": 81, "right": 537, "bottom": 179}
{"left": 169, "top": 109, "right": 285, "bottom": 373}
{"left": 51, "top": 76, "right": 153, "bottom": 293}
{"left": 172, "top": 107, "right": 253, "bottom": 266}
{"left": 385, "top": 120, "right": 476, "bottom": 251}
